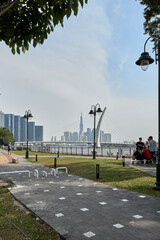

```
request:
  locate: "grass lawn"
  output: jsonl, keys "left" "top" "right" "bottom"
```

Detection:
{"left": 29, "top": 156, "right": 160, "bottom": 198}
{"left": 11, "top": 150, "right": 56, "bottom": 157}
{"left": 0, "top": 183, "right": 62, "bottom": 240}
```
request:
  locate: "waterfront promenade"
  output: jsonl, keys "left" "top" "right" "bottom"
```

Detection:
{"left": 0, "top": 150, "right": 160, "bottom": 240}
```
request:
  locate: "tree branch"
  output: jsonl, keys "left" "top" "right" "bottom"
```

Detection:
{"left": 0, "top": 0, "right": 19, "bottom": 17}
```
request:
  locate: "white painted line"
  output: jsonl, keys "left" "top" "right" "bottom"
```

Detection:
{"left": 133, "top": 215, "right": 143, "bottom": 219}
{"left": 78, "top": 185, "right": 82, "bottom": 187}
{"left": 139, "top": 195, "right": 146, "bottom": 198}
{"left": 96, "top": 191, "right": 102, "bottom": 193}
{"left": 83, "top": 231, "right": 96, "bottom": 238}
{"left": 99, "top": 202, "right": 107, "bottom": 205}
{"left": 60, "top": 186, "right": 65, "bottom": 189}
{"left": 36, "top": 201, "right": 43, "bottom": 204}
{"left": 76, "top": 193, "right": 83, "bottom": 196}
{"left": 59, "top": 197, "right": 66, "bottom": 200}
{"left": 121, "top": 199, "right": 128, "bottom": 202}
{"left": 24, "top": 193, "right": 30, "bottom": 195}
{"left": 44, "top": 190, "right": 50, "bottom": 192}
{"left": 113, "top": 224, "right": 124, "bottom": 229}
{"left": 157, "top": 211, "right": 160, "bottom": 213}
{"left": 55, "top": 213, "right": 64, "bottom": 217}
{"left": 49, "top": 181, "right": 54, "bottom": 183}
{"left": 112, "top": 188, "right": 118, "bottom": 191}
{"left": 80, "top": 208, "right": 89, "bottom": 211}
{"left": 34, "top": 184, "right": 40, "bottom": 186}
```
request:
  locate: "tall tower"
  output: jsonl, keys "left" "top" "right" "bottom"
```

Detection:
{"left": 79, "top": 112, "right": 83, "bottom": 135}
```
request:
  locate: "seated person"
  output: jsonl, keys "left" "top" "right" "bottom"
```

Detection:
{"left": 132, "top": 147, "right": 144, "bottom": 161}
{"left": 142, "top": 145, "right": 152, "bottom": 160}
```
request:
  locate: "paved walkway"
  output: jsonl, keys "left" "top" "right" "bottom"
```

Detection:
{"left": 0, "top": 151, "right": 160, "bottom": 240}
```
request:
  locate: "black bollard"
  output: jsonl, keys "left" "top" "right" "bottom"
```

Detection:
{"left": 57, "top": 151, "right": 59, "bottom": 158}
{"left": 54, "top": 157, "right": 57, "bottom": 168}
{"left": 122, "top": 156, "right": 125, "bottom": 167}
{"left": 36, "top": 154, "right": 38, "bottom": 162}
{"left": 96, "top": 164, "right": 100, "bottom": 179}
{"left": 116, "top": 152, "right": 119, "bottom": 160}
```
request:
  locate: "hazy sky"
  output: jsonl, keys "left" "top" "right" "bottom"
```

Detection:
{"left": 0, "top": 0, "right": 158, "bottom": 142}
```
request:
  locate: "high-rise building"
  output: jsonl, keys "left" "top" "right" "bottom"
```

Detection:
{"left": 14, "top": 115, "right": 20, "bottom": 142}
{"left": 64, "top": 131, "right": 71, "bottom": 141}
{"left": 4, "top": 114, "right": 11, "bottom": 132}
{"left": 0, "top": 111, "right": 4, "bottom": 127}
{"left": 20, "top": 117, "right": 27, "bottom": 142}
{"left": 72, "top": 132, "right": 79, "bottom": 141}
{"left": 35, "top": 126, "right": 43, "bottom": 141}
{"left": 10, "top": 114, "right": 14, "bottom": 135}
{"left": 28, "top": 121, "right": 35, "bottom": 141}
{"left": 79, "top": 112, "right": 83, "bottom": 135}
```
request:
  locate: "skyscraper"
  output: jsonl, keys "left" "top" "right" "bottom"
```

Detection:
{"left": 20, "top": 117, "right": 27, "bottom": 142}
{"left": 35, "top": 126, "right": 43, "bottom": 141}
{"left": 0, "top": 111, "right": 4, "bottom": 127}
{"left": 14, "top": 115, "right": 20, "bottom": 142}
{"left": 4, "top": 114, "right": 11, "bottom": 131}
{"left": 28, "top": 121, "right": 35, "bottom": 141}
{"left": 79, "top": 112, "right": 83, "bottom": 136}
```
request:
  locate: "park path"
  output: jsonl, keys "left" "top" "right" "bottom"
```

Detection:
{"left": 0, "top": 150, "right": 160, "bottom": 240}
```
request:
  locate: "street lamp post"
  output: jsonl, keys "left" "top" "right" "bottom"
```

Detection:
{"left": 23, "top": 110, "right": 33, "bottom": 159}
{"left": 136, "top": 36, "right": 160, "bottom": 190}
{"left": 89, "top": 104, "right": 102, "bottom": 159}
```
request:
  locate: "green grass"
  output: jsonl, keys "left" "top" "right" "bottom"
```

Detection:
{"left": 29, "top": 156, "right": 160, "bottom": 198}
{"left": 0, "top": 183, "right": 62, "bottom": 240}
{"left": 12, "top": 150, "right": 57, "bottom": 157}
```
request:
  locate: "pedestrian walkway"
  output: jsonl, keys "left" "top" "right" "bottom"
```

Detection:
{"left": 0, "top": 151, "right": 160, "bottom": 240}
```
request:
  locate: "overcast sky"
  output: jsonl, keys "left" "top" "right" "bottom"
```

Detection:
{"left": 0, "top": 0, "right": 158, "bottom": 142}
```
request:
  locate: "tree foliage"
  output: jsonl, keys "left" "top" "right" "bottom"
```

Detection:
{"left": 0, "top": 127, "right": 15, "bottom": 146}
{"left": 0, "top": 0, "right": 88, "bottom": 54}
{"left": 138, "top": 0, "right": 160, "bottom": 37}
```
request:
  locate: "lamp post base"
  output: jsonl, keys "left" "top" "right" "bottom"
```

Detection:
{"left": 153, "top": 162, "right": 160, "bottom": 191}
{"left": 26, "top": 150, "right": 29, "bottom": 159}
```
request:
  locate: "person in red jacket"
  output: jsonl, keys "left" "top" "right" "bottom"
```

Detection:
{"left": 143, "top": 145, "right": 152, "bottom": 160}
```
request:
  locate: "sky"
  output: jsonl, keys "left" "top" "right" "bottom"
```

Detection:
{"left": 0, "top": 0, "right": 158, "bottom": 143}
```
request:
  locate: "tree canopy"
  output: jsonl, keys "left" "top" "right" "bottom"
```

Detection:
{"left": 0, "top": 0, "right": 88, "bottom": 54}
{"left": 0, "top": 1, "right": 159, "bottom": 54}
{"left": 138, "top": 0, "right": 160, "bottom": 37}
{"left": 0, "top": 127, "right": 15, "bottom": 146}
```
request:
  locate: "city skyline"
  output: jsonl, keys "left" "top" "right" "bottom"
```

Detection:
{"left": 51, "top": 112, "right": 111, "bottom": 143}
{"left": 0, "top": 1, "right": 158, "bottom": 143}
{"left": 0, "top": 111, "right": 44, "bottom": 142}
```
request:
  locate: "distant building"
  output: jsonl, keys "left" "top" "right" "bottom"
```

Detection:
{"left": 28, "top": 121, "right": 35, "bottom": 141}
{"left": 20, "top": 117, "right": 27, "bottom": 142}
{"left": 14, "top": 115, "right": 20, "bottom": 142}
{"left": 0, "top": 111, "right": 4, "bottom": 127}
{"left": 35, "top": 126, "right": 43, "bottom": 141}
{"left": 79, "top": 112, "right": 83, "bottom": 135}
{"left": 4, "top": 114, "right": 11, "bottom": 132}
{"left": 64, "top": 131, "right": 71, "bottom": 141}
{"left": 72, "top": 132, "right": 79, "bottom": 141}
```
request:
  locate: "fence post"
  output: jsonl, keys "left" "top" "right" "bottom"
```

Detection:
{"left": 36, "top": 154, "right": 38, "bottom": 162}
{"left": 54, "top": 157, "right": 57, "bottom": 168}
{"left": 122, "top": 156, "right": 125, "bottom": 167}
{"left": 96, "top": 164, "right": 100, "bottom": 179}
